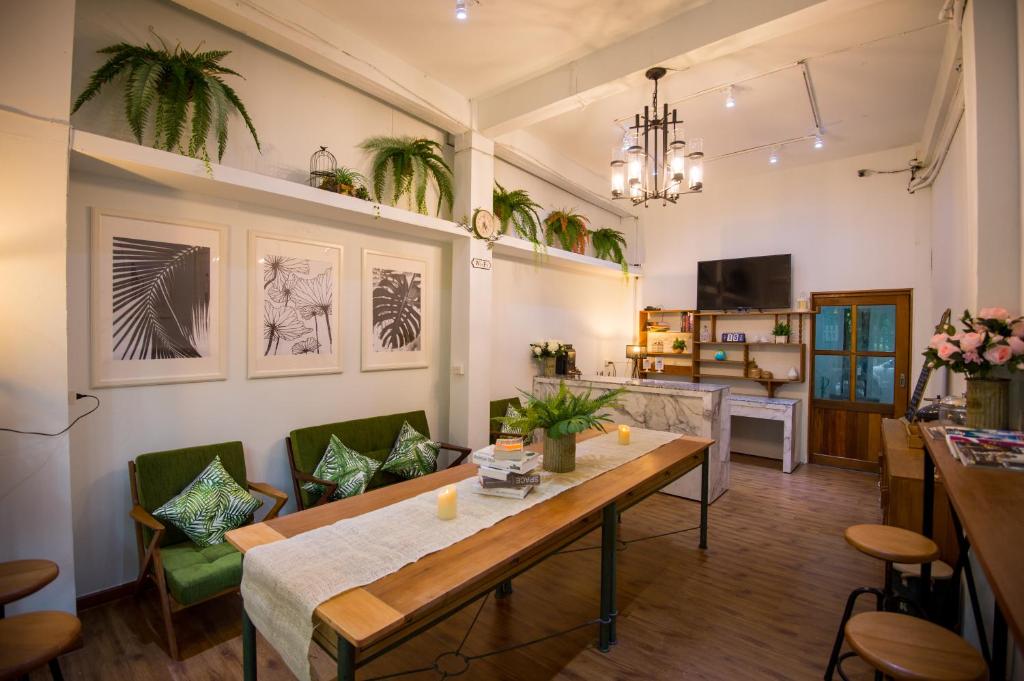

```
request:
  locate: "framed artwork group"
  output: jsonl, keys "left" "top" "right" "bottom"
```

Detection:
{"left": 89, "top": 209, "right": 431, "bottom": 387}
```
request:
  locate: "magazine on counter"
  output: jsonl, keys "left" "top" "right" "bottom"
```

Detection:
{"left": 944, "top": 427, "right": 1024, "bottom": 470}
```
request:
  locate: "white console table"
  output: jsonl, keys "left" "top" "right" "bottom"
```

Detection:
{"left": 728, "top": 395, "right": 800, "bottom": 473}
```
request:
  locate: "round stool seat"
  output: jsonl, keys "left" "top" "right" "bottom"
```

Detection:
{"left": 0, "top": 611, "right": 81, "bottom": 681}
{"left": 0, "top": 560, "right": 59, "bottom": 608}
{"left": 846, "top": 612, "right": 986, "bottom": 681}
{"left": 845, "top": 524, "right": 939, "bottom": 564}
{"left": 894, "top": 560, "right": 954, "bottom": 580}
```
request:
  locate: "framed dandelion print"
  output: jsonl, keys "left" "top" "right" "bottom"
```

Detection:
{"left": 361, "top": 250, "right": 429, "bottom": 371}
{"left": 90, "top": 209, "right": 228, "bottom": 387}
{"left": 248, "top": 232, "right": 343, "bottom": 378}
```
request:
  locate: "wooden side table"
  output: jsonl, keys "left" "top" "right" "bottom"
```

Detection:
{"left": 0, "top": 560, "right": 59, "bottom": 618}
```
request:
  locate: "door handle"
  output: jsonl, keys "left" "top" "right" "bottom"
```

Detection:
{"left": 899, "top": 373, "right": 906, "bottom": 388}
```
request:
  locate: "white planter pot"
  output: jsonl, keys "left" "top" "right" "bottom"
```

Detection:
{"left": 774, "top": 335, "right": 788, "bottom": 344}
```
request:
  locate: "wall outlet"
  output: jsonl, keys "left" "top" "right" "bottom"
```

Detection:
{"left": 451, "top": 364, "right": 465, "bottom": 376}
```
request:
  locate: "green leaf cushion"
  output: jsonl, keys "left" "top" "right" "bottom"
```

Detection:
{"left": 153, "top": 455, "right": 262, "bottom": 547}
{"left": 498, "top": 402, "right": 533, "bottom": 444}
{"left": 381, "top": 421, "right": 440, "bottom": 479}
{"left": 160, "top": 540, "right": 241, "bottom": 606}
{"left": 302, "top": 435, "right": 382, "bottom": 500}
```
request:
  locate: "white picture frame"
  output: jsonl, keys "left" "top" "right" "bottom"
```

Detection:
{"left": 90, "top": 209, "right": 228, "bottom": 388}
{"left": 248, "top": 232, "right": 343, "bottom": 378}
{"left": 361, "top": 249, "right": 429, "bottom": 371}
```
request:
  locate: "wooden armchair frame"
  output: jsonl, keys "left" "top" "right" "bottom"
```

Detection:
{"left": 287, "top": 437, "right": 473, "bottom": 511}
{"left": 128, "top": 460, "right": 287, "bottom": 659}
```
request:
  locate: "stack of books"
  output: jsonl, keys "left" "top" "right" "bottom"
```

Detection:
{"left": 945, "top": 426, "right": 1024, "bottom": 470}
{"left": 471, "top": 437, "right": 542, "bottom": 499}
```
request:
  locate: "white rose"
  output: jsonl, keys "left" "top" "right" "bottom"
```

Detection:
{"left": 532, "top": 346, "right": 542, "bottom": 356}
{"left": 545, "top": 341, "right": 555, "bottom": 351}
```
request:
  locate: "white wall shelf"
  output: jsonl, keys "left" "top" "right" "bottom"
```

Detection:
{"left": 491, "top": 235, "right": 640, "bottom": 278}
{"left": 69, "top": 130, "right": 469, "bottom": 243}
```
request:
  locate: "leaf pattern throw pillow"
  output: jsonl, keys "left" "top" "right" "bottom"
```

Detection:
{"left": 381, "top": 421, "right": 440, "bottom": 479}
{"left": 153, "top": 455, "right": 262, "bottom": 548}
{"left": 500, "top": 403, "right": 532, "bottom": 444}
{"left": 302, "top": 435, "right": 382, "bottom": 500}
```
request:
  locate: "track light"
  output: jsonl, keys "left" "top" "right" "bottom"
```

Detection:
{"left": 768, "top": 147, "right": 780, "bottom": 165}
{"left": 455, "top": 0, "right": 467, "bottom": 20}
{"left": 724, "top": 86, "right": 736, "bottom": 109}
{"left": 814, "top": 135, "right": 824, "bottom": 149}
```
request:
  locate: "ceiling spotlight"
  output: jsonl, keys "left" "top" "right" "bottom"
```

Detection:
{"left": 768, "top": 147, "right": 780, "bottom": 165}
{"left": 455, "top": 0, "right": 467, "bottom": 20}
{"left": 814, "top": 135, "right": 824, "bottom": 149}
{"left": 724, "top": 86, "right": 736, "bottom": 109}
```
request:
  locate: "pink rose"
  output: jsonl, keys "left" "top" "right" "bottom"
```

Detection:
{"left": 963, "top": 350, "right": 982, "bottom": 364}
{"left": 937, "top": 342, "right": 959, "bottom": 360}
{"left": 984, "top": 345, "right": 1013, "bottom": 365}
{"left": 1007, "top": 336, "right": 1024, "bottom": 355}
{"left": 960, "top": 332, "right": 985, "bottom": 352}
{"left": 1012, "top": 320, "right": 1024, "bottom": 338}
{"left": 929, "top": 333, "right": 949, "bottom": 349}
{"left": 978, "top": 307, "right": 1010, "bottom": 321}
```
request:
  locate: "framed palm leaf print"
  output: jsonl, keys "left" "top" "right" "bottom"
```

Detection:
{"left": 248, "top": 232, "right": 343, "bottom": 378}
{"left": 90, "top": 210, "right": 228, "bottom": 387}
{"left": 361, "top": 250, "right": 429, "bottom": 371}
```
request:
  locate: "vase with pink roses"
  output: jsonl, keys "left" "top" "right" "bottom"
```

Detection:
{"left": 924, "top": 307, "right": 1024, "bottom": 428}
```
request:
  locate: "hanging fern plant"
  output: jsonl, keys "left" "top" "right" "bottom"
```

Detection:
{"left": 359, "top": 136, "right": 453, "bottom": 216}
{"left": 590, "top": 227, "right": 630, "bottom": 273}
{"left": 544, "top": 209, "right": 590, "bottom": 254}
{"left": 492, "top": 182, "right": 543, "bottom": 247}
{"left": 72, "top": 36, "right": 260, "bottom": 161}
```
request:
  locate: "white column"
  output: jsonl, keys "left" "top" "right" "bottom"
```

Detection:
{"left": 448, "top": 131, "right": 494, "bottom": 450}
{"left": 963, "top": 0, "right": 1021, "bottom": 310}
{"left": 0, "top": 0, "right": 77, "bottom": 613}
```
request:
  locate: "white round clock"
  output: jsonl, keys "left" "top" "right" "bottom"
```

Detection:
{"left": 472, "top": 209, "right": 498, "bottom": 240}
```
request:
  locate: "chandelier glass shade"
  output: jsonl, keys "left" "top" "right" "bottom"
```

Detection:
{"left": 611, "top": 67, "right": 703, "bottom": 206}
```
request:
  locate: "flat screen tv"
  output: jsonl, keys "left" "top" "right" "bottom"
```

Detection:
{"left": 696, "top": 254, "right": 792, "bottom": 311}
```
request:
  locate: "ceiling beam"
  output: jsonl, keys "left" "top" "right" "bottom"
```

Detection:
{"left": 475, "top": 0, "right": 883, "bottom": 137}
{"left": 169, "top": 0, "right": 471, "bottom": 134}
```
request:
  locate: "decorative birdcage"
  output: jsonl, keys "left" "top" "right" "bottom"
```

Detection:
{"left": 309, "top": 146, "right": 337, "bottom": 189}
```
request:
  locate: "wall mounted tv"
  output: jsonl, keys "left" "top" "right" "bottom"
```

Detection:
{"left": 696, "top": 254, "right": 792, "bottom": 311}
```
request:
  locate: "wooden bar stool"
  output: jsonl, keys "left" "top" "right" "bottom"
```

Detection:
{"left": 0, "top": 560, "right": 59, "bottom": 619}
{"left": 835, "top": 611, "right": 986, "bottom": 681}
{"left": 826, "top": 524, "right": 940, "bottom": 680}
{"left": 0, "top": 611, "right": 81, "bottom": 681}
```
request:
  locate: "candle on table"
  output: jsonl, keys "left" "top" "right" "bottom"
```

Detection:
{"left": 618, "top": 424, "right": 631, "bottom": 445}
{"left": 437, "top": 485, "right": 457, "bottom": 520}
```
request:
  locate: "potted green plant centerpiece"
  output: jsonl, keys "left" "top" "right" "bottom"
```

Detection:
{"left": 924, "top": 307, "right": 1024, "bottom": 428}
{"left": 530, "top": 340, "right": 564, "bottom": 377}
{"left": 499, "top": 382, "right": 625, "bottom": 473}
{"left": 772, "top": 322, "right": 791, "bottom": 344}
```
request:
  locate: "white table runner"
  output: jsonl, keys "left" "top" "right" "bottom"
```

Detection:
{"left": 240, "top": 428, "right": 680, "bottom": 681}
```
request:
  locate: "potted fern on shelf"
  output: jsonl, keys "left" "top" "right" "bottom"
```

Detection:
{"left": 544, "top": 209, "right": 590, "bottom": 254}
{"left": 493, "top": 182, "right": 544, "bottom": 249}
{"left": 772, "top": 322, "right": 791, "bottom": 344}
{"left": 71, "top": 36, "right": 260, "bottom": 161}
{"left": 590, "top": 227, "right": 629, "bottom": 273}
{"left": 359, "top": 136, "right": 453, "bottom": 216}
{"left": 319, "top": 167, "right": 367, "bottom": 197}
{"left": 498, "top": 382, "right": 625, "bottom": 473}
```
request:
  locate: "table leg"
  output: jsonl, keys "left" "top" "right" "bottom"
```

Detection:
{"left": 921, "top": 452, "right": 934, "bottom": 609}
{"left": 337, "top": 635, "right": 356, "bottom": 681}
{"left": 699, "top": 450, "right": 709, "bottom": 550}
{"left": 991, "top": 605, "right": 1007, "bottom": 681}
{"left": 599, "top": 503, "right": 618, "bottom": 653}
{"left": 242, "top": 607, "right": 257, "bottom": 681}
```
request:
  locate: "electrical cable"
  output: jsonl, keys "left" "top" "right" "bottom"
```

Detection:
{"left": 0, "top": 394, "right": 100, "bottom": 436}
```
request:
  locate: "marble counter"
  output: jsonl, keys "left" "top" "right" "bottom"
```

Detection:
{"left": 533, "top": 376, "right": 730, "bottom": 503}
{"left": 728, "top": 395, "right": 800, "bottom": 473}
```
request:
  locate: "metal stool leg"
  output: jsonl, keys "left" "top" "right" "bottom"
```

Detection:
{"left": 825, "top": 587, "right": 884, "bottom": 680}
{"left": 49, "top": 658, "right": 64, "bottom": 681}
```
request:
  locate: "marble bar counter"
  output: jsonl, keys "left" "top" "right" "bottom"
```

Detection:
{"left": 533, "top": 376, "right": 730, "bottom": 503}
{"left": 728, "top": 395, "right": 800, "bottom": 474}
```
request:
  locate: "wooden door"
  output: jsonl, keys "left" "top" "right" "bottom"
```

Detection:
{"left": 809, "top": 290, "right": 912, "bottom": 471}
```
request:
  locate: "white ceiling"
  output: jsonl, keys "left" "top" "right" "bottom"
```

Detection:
{"left": 298, "top": 0, "right": 705, "bottom": 98}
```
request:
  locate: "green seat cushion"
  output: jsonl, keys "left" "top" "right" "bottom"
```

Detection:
{"left": 153, "top": 455, "right": 262, "bottom": 548}
{"left": 381, "top": 421, "right": 440, "bottom": 479}
{"left": 302, "top": 435, "right": 382, "bottom": 501}
{"left": 161, "top": 540, "right": 241, "bottom": 606}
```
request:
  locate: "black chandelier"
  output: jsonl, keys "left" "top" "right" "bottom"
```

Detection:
{"left": 610, "top": 67, "right": 703, "bottom": 207}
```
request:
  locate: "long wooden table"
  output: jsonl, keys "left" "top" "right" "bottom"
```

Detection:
{"left": 227, "top": 431, "right": 712, "bottom": 680}
{"left": 920, "top": 424, "right": 1024, "bottom": 681}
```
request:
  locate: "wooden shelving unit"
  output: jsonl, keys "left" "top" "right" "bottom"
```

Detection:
{"left": 637, "top": 309, "right": 696, "bottom": 379}
{"left": 691, "top": 309, "right": 815, "bottom": 397}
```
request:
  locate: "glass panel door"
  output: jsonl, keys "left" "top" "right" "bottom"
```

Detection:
{"left": 813, "top": 303, "right": 897, "bottom": 405}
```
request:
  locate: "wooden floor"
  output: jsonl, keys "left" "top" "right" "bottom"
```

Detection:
{"left": 47, "top": 458, "right": 888, "bottom": 680}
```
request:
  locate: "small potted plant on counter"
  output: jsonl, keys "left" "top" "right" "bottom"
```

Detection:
{"left": 672, "top": 338, "right": 687, "bottom": 354}
{"left": 530, "top": 340, "right": 564, "bottom": 377}
{"left": 498, "top": 382, "right": 625, "bottom": 473}
{"left": 772, "top": 321, "right": 791, "bottom": 344}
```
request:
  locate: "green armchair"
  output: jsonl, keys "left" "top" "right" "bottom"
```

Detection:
{"left": 490, "top": 397, "right": 522, "bottom": 444}
{"left": 128, "top": 441, "right": 287, "bottom": 659}
{"left": 287, "top": 410, "right": 472, "bottom": 510}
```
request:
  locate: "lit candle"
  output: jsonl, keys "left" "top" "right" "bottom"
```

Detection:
{"left": 437, "top": 485, "right": 457, "bottom": 520}
{"left": 618, "top": 424, "right": 631, "bottom": 445}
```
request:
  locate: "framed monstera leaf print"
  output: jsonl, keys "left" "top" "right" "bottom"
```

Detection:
{"left": 361, "top": 250, "right": 429, "bottom": 371}
{"left": 248, "top": 232, "right": 343, "bottom": 378}
{"left": 90, "top": 210, "right": 228, "bottom": 387}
